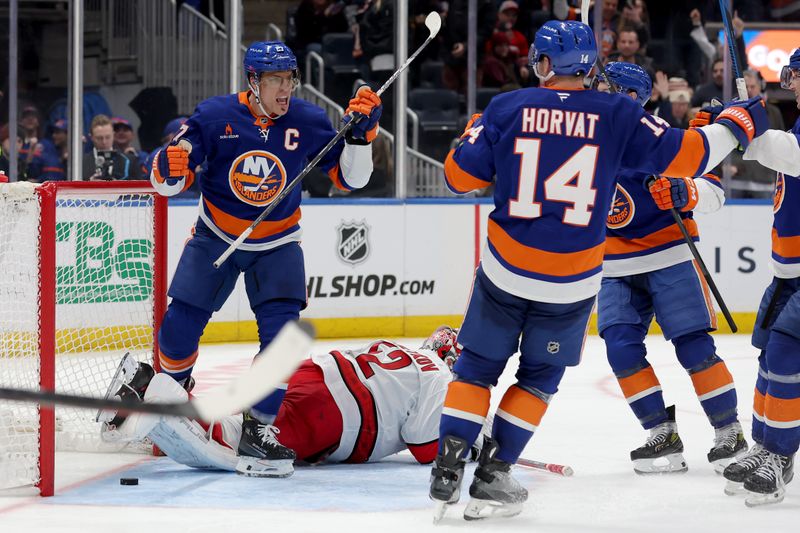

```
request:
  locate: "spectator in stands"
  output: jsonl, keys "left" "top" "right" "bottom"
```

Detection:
{"left": 28, "top": 118, "right": 68, "bottom": 182}
{"left": 599, "top": 0, "right": 621, "bottom": 59}
{"left": 486, "top": 1, "right": 529, "bottom": 58}
{"left": 18, "top": 105, "right": 41, "bottom": 174}
{"left": 289, "top": 0, "right": 348, "bottom": 64}
{"left": 355, "top": 0, "right": 394, "bottom": 65}
{"left": 441, "top": 0, "right": 497, "bottom": 93}
{"left": 113, "top": 117, "right": 148, "bottom": 176}
{"left": 607, "top": 26, "right": 654, "bottom": 76}
{"left": 691, "top": 58, "right": 724, "bottom": 108}
{"left": 481, "top": 32, "right": 527, "bottom": 90}
{"left": 689, "top": 8, "right": 716, "bottom": 65}
{"left": 652, "top": 73, "right": 692, "bottom": 129}
{"left": 0, "top": 124, "right": 23, "bottom": 178}
{"left": 618, "top": 0, "right": 650, "bottom": 51}
{"left": 82, "top": 114, "right": 140, "bottom": 181}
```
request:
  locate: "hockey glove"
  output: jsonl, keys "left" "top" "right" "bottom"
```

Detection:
{"left": 343, "top": 85, "right": 382, "bottom": 144}
{"left": 713, "top": 96, "right": 768, "bottom": 149}
{"left": 649, "top": 176, "right": 698, "bottom": 212}
{"left": 688, "top": 99, "right": 722, "bottom": 128}
{"left": 151, "top": 140, "right": 194, "bottom": 197}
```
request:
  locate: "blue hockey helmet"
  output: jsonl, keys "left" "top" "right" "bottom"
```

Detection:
{"left": 780, "top": 48, "right": 800, "bottom": 89}
{"left": 243, "top": 41, "right": 298, "bottom": 79}
{"left": 529, "top": 20, "right": 597, "bottom": 77}
{"left": 603, "top": 62, "right": 652, "bottom": 106}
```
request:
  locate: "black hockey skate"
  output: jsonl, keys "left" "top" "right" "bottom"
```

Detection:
{"left": 429, "top": 435, "right": 469, "bottom": 524}
{"left": 743, "top": 452, "right": 794, "bottom": 507}
{"left": 630, "top": 405, "right": 688, "bottom": 475}
{"left": 97, "top": 353, "right": 155, "bottom": 430}
{"left": 707, "top": 421, "right": 748, "bottom": 474}
{"left": 463, "top": 436, "right": 528, "bottom": 521}
{"left": 235, "top": 413, "right": 296, "bottom": 478}
{"left": 722, "top": 442, "right": 769, "bottom": 495}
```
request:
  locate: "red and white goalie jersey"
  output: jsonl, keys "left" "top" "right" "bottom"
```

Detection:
{"left": 313, "top": 340, "right": 451, "bottom": 464}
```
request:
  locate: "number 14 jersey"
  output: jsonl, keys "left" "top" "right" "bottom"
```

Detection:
{"left": 445, "top": 87, "right": 738, "bottom": 304}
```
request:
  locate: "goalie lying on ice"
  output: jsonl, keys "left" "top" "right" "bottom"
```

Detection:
{"left": 100, "top": 327, "right": 468, "bottom": 476}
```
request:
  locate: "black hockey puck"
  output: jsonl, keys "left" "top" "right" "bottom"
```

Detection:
{"left": 120, "top": 477, "right": 139, "bottom": 486}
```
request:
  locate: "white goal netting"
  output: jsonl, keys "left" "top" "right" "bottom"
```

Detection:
{"left": 0, "top": 182, "right": 161, "bottom": 490}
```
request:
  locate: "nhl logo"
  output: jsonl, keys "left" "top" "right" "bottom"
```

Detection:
{"left": 547, "top": 341, "right": 560, "bottom": 354}
{"left": 337, "top": 221, "right": 370, "bottom": 265}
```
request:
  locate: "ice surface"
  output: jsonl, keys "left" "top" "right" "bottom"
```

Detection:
{"left": 1, "top": 335, "right": 797, "bottom": 533}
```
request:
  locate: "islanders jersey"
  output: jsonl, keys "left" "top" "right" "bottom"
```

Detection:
{"left": 445, "top": 87, "right": 736, "bottom": 303}
{"left": 312, "top": 340, "right": 451, "bottom": 463}
{"left": 604, "top": 170, "right": 723, "bottom": 277}
{"left": 773, "top": 165, "right": 800, "bottom": 278}
{"left": 167, "top": 92, "right": 349, "bottom": 250}
{"left": 743, "top": 116, "right": 800, "bottom": 278}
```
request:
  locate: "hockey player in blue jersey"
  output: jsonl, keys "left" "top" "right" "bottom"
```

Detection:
{"left": 712, "top": 49, "right": 800, "bottom": 507}
{"left": 428, "top": 20, "right": 769, "bottom": 522}
{"left": 148, "top": 41, "right": 382, "bottom": 478}
{"left": 596, "top": 62, "right": 746, "bottom": 476}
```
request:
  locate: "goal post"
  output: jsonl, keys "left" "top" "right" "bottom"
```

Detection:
{"left": 0, "top": 181, "right": 167, "bottom": 496}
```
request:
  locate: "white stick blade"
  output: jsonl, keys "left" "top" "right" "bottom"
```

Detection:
{"left": 191, "top": 321, "right": 314, "bottom": 421}
{"left": 425, "top": 12, "right": 442, "bottom": 38}
{"left": 580, "top": 0, "right": 590, "bottom": 24}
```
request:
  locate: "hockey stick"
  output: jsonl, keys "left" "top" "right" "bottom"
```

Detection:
{"left": 517, "top": 457, "right": 574, "bottom": 477}
{"left": 645, "top": 177, "right": 738, "bottom": 332}
{"left": 0, "top": 321, "right": 314, "bottom": 421}
{"left": 718, "top": 0, "right": 748, "bottom": 100}
{"left": 212, "top": 12, "right": 443, "bottom": 269}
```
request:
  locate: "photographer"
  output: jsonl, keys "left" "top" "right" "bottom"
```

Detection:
{"left": 82, "top": 114, "right": 141, "bottom": 181}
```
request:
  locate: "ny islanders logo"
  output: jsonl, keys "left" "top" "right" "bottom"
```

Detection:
{"left": 607, "top": 184, "right": 635, "bottom": 229}
{"left": 774, "top": 172, "right": 785, "bottom": 213}
{"left": 228, "top": 150, "right": 287, "bottom": 206}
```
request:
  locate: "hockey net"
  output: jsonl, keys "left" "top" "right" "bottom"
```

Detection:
{"left": 0, "top": 181, "right": 166, "bottom": 495}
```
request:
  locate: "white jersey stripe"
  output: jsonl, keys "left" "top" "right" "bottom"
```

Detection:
{"left": 626, "top": 385, "right": 663, "bottom": 404}
{"left": 496, "top": 408, "right": 538, "bottom": 433}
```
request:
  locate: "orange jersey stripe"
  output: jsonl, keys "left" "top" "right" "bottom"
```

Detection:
{"left": 204, "top": 198, "right": 301, "bottom": 240}
{"left": 690, "top": 362, "right": 733, "bottom": 398}
{"left": 328, "top": 164, "right": 348, "bottom": 191}
{"left": 159, "top": 350, "right": 198, "bottom": 373}
{"left": 772, "top": 228, "right": 800, "bottom": 259}
{"left": 662, "top": 129, "right": 705, "bottom": 178}
{"left": 754, "top": 388, "right": 766, "bottom": 417}
{"left": 444, "top": 149, "right": 492, "bottom": 193}
{"left": 618, "top": 366, "right": 660, "bottom": 400}
{"left": 605, "top": 219, "right": 699, "bottom": 255}
{"left": 488, "top": 219, "right": 605, "bottom": 277}
{"left": 691, "top": 259, "right": 718, "bottom": 329}
{"left": 764, "top": 394, "right": 800, "bottom": 423}
{"left": 443, "top": 381, "right": 491, "bottom": 417}
{"left": 497, "top": 385, "right": 548, "bottom": 427}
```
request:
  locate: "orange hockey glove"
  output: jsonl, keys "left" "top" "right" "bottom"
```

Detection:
{"left": 344, "top": 86, "right": 382, "bottom": 143}
{"left": 649, "top": 176, "right": 698, "bottom": 212}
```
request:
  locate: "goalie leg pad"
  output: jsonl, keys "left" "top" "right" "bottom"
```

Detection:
{"left": 144, "top": 374, "right": 241, "bottom": 470}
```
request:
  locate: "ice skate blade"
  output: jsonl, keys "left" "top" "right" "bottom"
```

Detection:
{"left": 711, "top": 457, "right": 735, "bottom": 475}
{"left": 432, "top": 501, "right": 449, "bottom": 524}
{"left": 744, "top": 490, "right": 785, "bottom": 507}
{"left": 235, "top": 457, "right": 294, "bottom": 478}
{"left": 463, "top": 498, "right": 523, "bottom": 521}
{"left": 724, "top": 481, "right": 745, "bottom": 496}
{"left": 633, "top": 454, "right": 688, "bottom": 475}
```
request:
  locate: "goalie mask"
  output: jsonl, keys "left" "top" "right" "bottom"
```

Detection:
{"left": 421, "top": 326, "right": 461, "bottom": 370}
